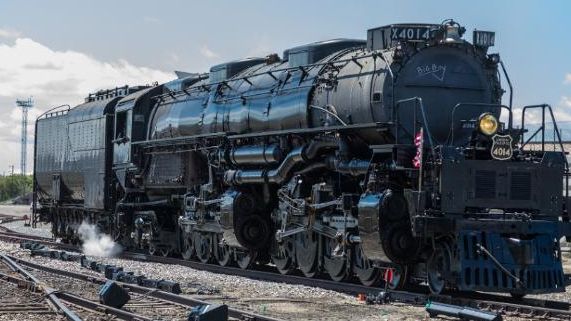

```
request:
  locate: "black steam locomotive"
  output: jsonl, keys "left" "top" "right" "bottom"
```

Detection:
{"left": 34, "top": 20, "right": 571, "bottom": 296}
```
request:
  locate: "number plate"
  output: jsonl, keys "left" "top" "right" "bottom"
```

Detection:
{"left": 491, "top": 134, "right": 513, "bottom": 160}
{"left": 390, "top": 27, "right": 432, "bottom": 41}
{"left": 473, "top": 30, "right": 495, "bottom": 47}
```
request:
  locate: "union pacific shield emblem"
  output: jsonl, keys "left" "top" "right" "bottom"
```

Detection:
{"left": 491, "top": 134, "right": 513, "bottom": 160}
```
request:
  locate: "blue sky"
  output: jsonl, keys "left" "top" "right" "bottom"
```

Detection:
{"left": 0, "top": 0, "right": 570, "bottom": 172}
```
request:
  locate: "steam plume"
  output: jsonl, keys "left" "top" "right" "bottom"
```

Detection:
{"left": 77, "top": 222, "right": 122, "bottom": 257}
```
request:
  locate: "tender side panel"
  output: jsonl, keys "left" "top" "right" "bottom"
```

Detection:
{"left": 35, "top": 114, "right": 69, "bottom": 202}
{"left": 65, "top": 114, "right": 109, "bottom": 208}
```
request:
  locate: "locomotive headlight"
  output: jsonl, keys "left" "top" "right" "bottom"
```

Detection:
{"left": 478, "top": 113, "right": 498, "bottom": 136}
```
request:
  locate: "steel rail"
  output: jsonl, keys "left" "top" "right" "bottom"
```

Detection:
{"left": 0, "top": 271, "right": 56, "bottom": 315}
{"left": 0, "top": 253, "right": 83, "bottom": 321}
{"left": 0, "top": 270, "right": 150, "bottom": 320}
{"left": 56, "top": 292, "right": 154, "bottom": 321}
{"left": 0, "top": 231, "right": 76, "bottom": 250}
{"left": 0, "top": 254, "right": 158, "bottom": 321}
{"left": 9, "top": 255, "right": 283, "bottom": 321}
{"left": 119, "top": 251, "right": 571, "bottom": 311}
{"left": 3, "top": 229, "right": 571, "bottom": 320}
{"left": 0, "top": 214, "right": 27, "bottom": 224}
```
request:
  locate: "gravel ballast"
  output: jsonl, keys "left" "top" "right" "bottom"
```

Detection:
{"left": 3, "top": 218, "right": 571, "bottom": 320}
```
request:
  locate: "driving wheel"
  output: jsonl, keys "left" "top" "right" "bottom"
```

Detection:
{"left": 295, "top": 231, "right": 319, "bottom": 278}
{"left": 271, "top": 237, "right": 295, "bottom": 275}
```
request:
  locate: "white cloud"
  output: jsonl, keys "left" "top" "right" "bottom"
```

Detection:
{"left": 555, "top": 96, "right": 571, "bottom": 121}
{"left": 513, "top": 96, "right": 571, "bottom": 127}
{"left": 200, "top": 45, "right": 220, "bottom": 59}
{"left": 565, "top": 73, "right": 571, "bottom": 85}
{"left": 0, "top": 28, "right": 21, "bottom": 39}
{"left": 168, "top": 52, "right": 180, "bottom": 64}
{"left": 0, "top": 37, "right": 173, "bottom": 173}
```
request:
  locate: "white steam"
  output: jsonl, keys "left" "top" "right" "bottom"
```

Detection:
{"left": 77, "top": 222, "right": 122, "bottom": 257}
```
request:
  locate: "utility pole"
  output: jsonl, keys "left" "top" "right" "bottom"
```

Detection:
{"left": 9, "top": 165, "right": 14, "bottom": 176}
{"left": 16, "top": 97, "right": 33, "bottom": 175}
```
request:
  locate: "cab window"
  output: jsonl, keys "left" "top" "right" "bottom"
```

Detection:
{"left": 115, "top": 110, "right": 131, "bottom": 141}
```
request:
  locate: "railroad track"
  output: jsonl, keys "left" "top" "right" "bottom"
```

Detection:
{"left": 0, "top": 257, "right": 55, "bottom": 316}
{"left": 0, "top": 253, "right": 147, "bottom": 320}
{"left": 0, "top": 213, "right": 27, "bottom": 224}
{"left": 0, "top": 253, "right": 281, "bottom": 321}
{"left": 2, "top": 226, "right": 571, "bottom": 320}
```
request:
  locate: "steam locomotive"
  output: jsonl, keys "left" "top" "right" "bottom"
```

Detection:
{"left": 33, "top": 20, "right": 571, "bottom": 296}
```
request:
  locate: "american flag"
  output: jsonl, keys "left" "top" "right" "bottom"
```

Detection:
{"left": 413, "top": 128, "right": 423, "bottom": 169}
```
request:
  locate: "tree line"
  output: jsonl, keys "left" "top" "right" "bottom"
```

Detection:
{"left": 0, "top": 175, "right": 32, "bottom": 202}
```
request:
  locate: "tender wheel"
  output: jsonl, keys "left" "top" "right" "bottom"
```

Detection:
{"left": 323, "top": 237, "right": 349, "bottom": 282}
{"left": 148, "top": 244, "right": 157, "bottom": 256}
{"left": 295, "top": 231, "right": 319, "bottom": 278}
{"left": 270, "top": 238, "right": 295, "bottom": 275}
{"left": 427, "top": 242, "right": 452, "bottom": 295}
{"left": 353, "top": 245, "right": 382, "bottom": 286}
{"left": 381, "top": 221, "right": 420, "bottom": 264}
{"left": 234, "top": 248, "right": 257, "bottom": 269}
{"left": 159, "top": 248, "right": 171, "bottom": 257}
{"left": 213, "top": 234, "right": 233, "bottom": 267}
{"left": 194, "top": 232, "right": 212, "bottom": 264}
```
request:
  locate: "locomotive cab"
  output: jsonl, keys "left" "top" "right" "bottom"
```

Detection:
{"left": 112, "top": 85, "right": 161, "bottom": 188}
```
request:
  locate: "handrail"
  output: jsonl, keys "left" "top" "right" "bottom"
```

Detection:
{"left": 394, "top": 97, "right": 435, "bottom": 159}
{"left": 520, "top": 104, "right": 566, "bottom": 154}
{"left": 448, "top": 103, "right": 511, "bottom": 145}
{"left": 36, "top": 104, "right": 71, "bottom": 120}
{"left": 154, "top": 48, "right": 388, "bottom": 101}
{"left": 378, "top": 51, "right": 395, "bottom": 114}
{"left": 521, "top": 104, "right": 569, "bottom": 222}
{"left": 499, "top": 60, "right": 513, "bottom": 110}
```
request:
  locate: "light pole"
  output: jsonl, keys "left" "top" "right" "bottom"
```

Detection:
{"left": 16, "top": 97, "right": 33, "bottom": 175}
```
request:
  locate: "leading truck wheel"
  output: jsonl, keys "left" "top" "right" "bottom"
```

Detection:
{"left": 385, "top": 265, "right": 408, "bottom": 290}
{"left": 427, "top": 242, "right": 452, "bottom": 295}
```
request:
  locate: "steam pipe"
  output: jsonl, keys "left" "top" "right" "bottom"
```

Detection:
{"left": 325, "top": 157, "right": 370, "bottom": 176}
{"left": 267, "top": 147, "right": 305, "bottom": 184}
{"left": 224, "top": 138, "right": 339, "bottom": 185}
{"left": 229, "top": 144, "right": 282, "bottom": 166}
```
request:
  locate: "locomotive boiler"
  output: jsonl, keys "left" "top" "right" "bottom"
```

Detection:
{"left": 34, "top": 20, "right": 571, "bottom": 296}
